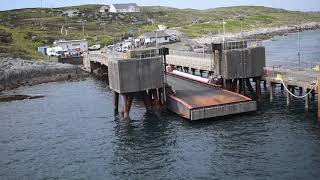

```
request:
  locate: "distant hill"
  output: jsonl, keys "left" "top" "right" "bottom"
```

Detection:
{"left": 0, "top": 4, "right": 319, "bottom": 59}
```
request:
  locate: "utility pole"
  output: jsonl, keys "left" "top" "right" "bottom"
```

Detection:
{"left": 82, "top": 20, "right": 85, "bottom": 37}
{"left": 223, "top": 19, "right": 226, "bottom": 43}
{"left": 239, "top": 16, "right": 244, "bottom": 39}
{"left": 298, "top": 28, "right": 301, "bottom": 71}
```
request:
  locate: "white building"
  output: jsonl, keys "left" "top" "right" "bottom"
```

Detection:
{"left": 53, "top": 40, "right": 88, "bottom": 52}
{"left": 141, "top": 31, "right": 171, "bottom": 44}
{"left": 100, "top": 5, "right": 110, "bottom": 13}
{"left": 63, "top": 10, "right": 80, "bottom": 17}
{"left": 109, "top": 3, "right": 140, "bottom": 13}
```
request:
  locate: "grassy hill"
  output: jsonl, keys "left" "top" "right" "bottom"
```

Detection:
{"left": 0, "top": 5, "right": 319, "bottom": 59}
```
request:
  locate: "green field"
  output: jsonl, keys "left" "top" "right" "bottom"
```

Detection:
{"left": 0, "top": 5, "right": 319, "bottom": 59}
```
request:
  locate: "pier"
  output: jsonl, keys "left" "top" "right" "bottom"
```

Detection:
{"left": 82, "top": 41, "right": 320, "bottom": 122}
{"left": 264, "top": 66, "right": 320, "bottom": 116}
{"left": 83, "top": 43, "right": 262, "bottom": 120}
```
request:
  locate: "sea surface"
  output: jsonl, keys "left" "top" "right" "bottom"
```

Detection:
{"left": 1, "top": 30, "right": 320, "bottom": 180}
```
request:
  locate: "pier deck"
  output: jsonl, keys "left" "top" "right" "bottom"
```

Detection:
{"left": 166, "top": 73, "right": 257, "bottom": 120}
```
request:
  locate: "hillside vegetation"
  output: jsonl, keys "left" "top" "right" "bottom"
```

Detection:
{"left": 0, "top": 4, "right": 319, "bottom": 59}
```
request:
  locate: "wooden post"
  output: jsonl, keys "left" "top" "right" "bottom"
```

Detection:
{"left": 121, "top": 94, "right": 129, "bottom": 119}
{"left": 318, "top": 78, "right": 320, "bottom": 122}
{"left": 143, "top": 91, "right": 152, "bottom": 112}
{"left": 263, "top": 80, "right": 267, "bottom": 89}
{"left": 286, "top": 85, "right": 290, "bottom": 106}
{"left": 270, "top": 82, "right": 274, "bottom": 102}
{"left": 246, "top": 78, "right": 254, "bottom": 93}
{"left": 191, "top": 68, "right": 196, "bottom": 75}
{"left": 127, "top": 94, "right": 133, "bottom": 114}
{"left": 113, "top": 91, "right": 119, "bottom": 114}
{"left": 255, "top": 78, "right": 261, "bottom": 100}
{"left": 200, "top": 70, "right": 204, "bottom": 77}
{"left": 299, "top": 87, "right": 303, "bottom": 95}
{"left": 238, "top": 78, "right": 243, "bottom": 94}
{"left": 231, "top": 79, "right": 238, "bottom": 92}
{"left": 304, "top": 88, "right": 309, "bottom": 111}
{"left": 290, "top": 86, "right": 295, "bottom": 94}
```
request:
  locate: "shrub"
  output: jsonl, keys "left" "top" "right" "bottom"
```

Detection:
{"left": 0, "top": 28, "right": 13, "bottom": 43}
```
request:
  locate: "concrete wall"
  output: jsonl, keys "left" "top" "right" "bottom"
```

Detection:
{"left": 221, "top": 47, "right": 265, "bottom": 79}
{"left": 166, "top": 50, "right": 214, "bottom": 71}
{"left": 108, "top": 57, "right": 164, "bottom": 93}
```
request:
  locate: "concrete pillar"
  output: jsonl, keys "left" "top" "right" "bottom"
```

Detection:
{"left": 270, "top": 82, "right": 274, "bottom": 102}
{"left": 113, "top": 91, "right": 119, "bottom": 114}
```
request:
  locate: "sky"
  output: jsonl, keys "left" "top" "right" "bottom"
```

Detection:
{"left": 0, "top": 0, "right": 319, "bottom": 11}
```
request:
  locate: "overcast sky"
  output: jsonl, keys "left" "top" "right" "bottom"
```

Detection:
{"left": 0, "top": 0, "right": 319, "bottom": 11}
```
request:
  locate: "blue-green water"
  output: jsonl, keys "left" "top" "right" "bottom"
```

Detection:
{"left": 1, "top": 30, "right": 320, "bottom": 180}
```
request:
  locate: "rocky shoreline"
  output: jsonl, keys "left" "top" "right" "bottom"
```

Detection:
{"left": 0, "top": 57, "right": 89, "bottom": 92}
{"left": 193, "top": 22, "right": 320, "bottom": 44}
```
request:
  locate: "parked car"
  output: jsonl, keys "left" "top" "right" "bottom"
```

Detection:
{"left": 88, "top": 44, "right": 101, "bottom": 51}
{"left": 107, "top": 45, "right": 114, "bottom": 51}
{"left": 47, "top": 47, "right": 63, "bottom": 57}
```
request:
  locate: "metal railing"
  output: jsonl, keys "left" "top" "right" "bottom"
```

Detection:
{"left": 223, "top": 39, "right": 263, "bottom": 50}
{"left": 168, "top": 50, "right": 213, "bottom": 59}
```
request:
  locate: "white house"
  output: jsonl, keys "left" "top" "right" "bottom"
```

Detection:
{"left": 99, "top": 5, "right": 110, "bottom": 13}
{"left": 109, "top": 3, "right": 140, "bottom": 13}
{"left": 63, "top": 10, "right": 80, "bottom": 17}
{"left": 53, "top": 39, "right": 88, "bottom": 52}
{"left": 141, "top": 31, "right": 171, "bottom": 44}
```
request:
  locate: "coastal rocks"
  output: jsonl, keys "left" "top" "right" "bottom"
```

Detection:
{"left": 0, "top": 57, "right": 89, "bottom": 91}
{"left": 193, "top": 22, "right": 320, "bottom": 44}
{"left": 0, "top": 94, "right": 44, "bottom": 102}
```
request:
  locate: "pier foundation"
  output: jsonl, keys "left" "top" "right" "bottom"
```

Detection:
{"left": 113, "top": 91, "right": 119, "bottom": 113}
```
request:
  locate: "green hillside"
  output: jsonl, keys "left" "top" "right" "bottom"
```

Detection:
{"left": 0, "top": 5, "right": 319, "bottom": 59}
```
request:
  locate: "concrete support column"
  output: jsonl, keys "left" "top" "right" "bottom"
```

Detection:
{"left": 113, "top": 91, "right": 119, "bottom": 114}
